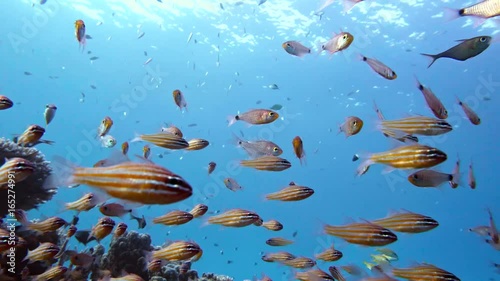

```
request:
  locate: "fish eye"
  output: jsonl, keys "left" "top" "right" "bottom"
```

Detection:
{"left": 480, "top": 37, "right": 486, "bottom": 42}
{"left": 273, "top": 147, "right": 279, "bottom": 152}
{"left": 353, "top": 120, "right": 357, "bottom": 126}
{"left": 343, "top": 35, "right": 347, "bottom": 39}
{"left": 412, "top": 174, "right": 419, "bottom": 179}
{"left": 286, "top": 43, "right": 292, "bottom": 47}
{"left": 268, "top": 112, "right": 275, "bottom": 116}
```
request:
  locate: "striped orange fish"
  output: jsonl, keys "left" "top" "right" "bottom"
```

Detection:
{"left": 292, "top": 136, "right": 306, "bottom": 165}
{"left": 52, "top": 158, "right": 193, "bottom": 205}
{"left": 379, "top": 116, "right": 452, "bottom": 136}
{"left": 328, "top": 266, "right": 346, "bottom": 281}
{"left": 371, "top": 211, "right": 439, "bottom": 233}
{"left": 23, "top": 242, "right": 60, "bottom": 263}
{"left": 262, "top": 220, "right": 283, "bottom": 231}
{"left": 0, "top": 228, "right": 26, "bottom": 253}
{"left": 265, "top": 182, "right": 314, "bottom": 201}
{"left": 392, "top": 263, "right": 460, "bottom": 281}
{"left": 147, "top": 259, "right": 164, "bottom": 272}
{"left": 295, "top": 268, "right": 334, "bottom": 281}
{"left": 153, "top": 210, "right": 194, "bottom": 226}
{"left": 132, "top": 132, "right": 189, "bottom": 150}
{"left": 0, "top": 95, "right": 13, "bottom": 110}
{"left": 114, "top": 222, "right": 127, "bottom": 237}
{"left": 373, "top": 101, "right": 418, "bottom": 144}
{"left": 121, "top": 142, "right": 129, "bottom": 155}
{"left": 281, "top": 256, "right": 316, "bottom": 269}
{"left": 262, "top": 251, "right": 295, "bottom": 262}
{"left": 324, "top": 221, "right": 398, "bottom": 247}
{"left": 207, "top": 209, "right": 260, "bottom": 227}
{"left": 356, "top": 145, "right": 447, "bottom": 176}
{"left": 16, "top": 125, "right": 46, "bottom": 147}
{"left": 189, "top": 204, "right": 209, "bottom": 218}
{"left": 65, "top": 193, "right": 103, "bottom": 212}
{"left": 186, "top": 138, "right": 210, "bottom": 150}
{"left": 0, "top": 157, "right": 35, "bottom": 189}
{"left": 240, "top": 156, "right": 291, "bottom": 171}
{"left": 22, "top": 216, "right": 67, "bottom": 234}
{"left": 266, "top": 237, "right": 294, "bottom": 246}
{"left": 315, "top": 246, "right": 343, "bottom": 262}
{"left": 90, "top": 217, "right": 115, "bottom": 243}
{"left": 34, "top": 266, "right": 68, "bottom": 281}
{"left": 152, "top": 241, "right": 202, "bottom": 261}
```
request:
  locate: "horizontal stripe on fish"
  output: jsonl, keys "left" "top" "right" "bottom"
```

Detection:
{"left": 392, "top": 263, "right": 460, "bottom": 281}
{"left": 153, "top": 210, "right": 194, "bottom": 225}
{"left": 240, "top": 156, "right": 291, "bottom": 171}
{"left": 186, "top": 138, "right": 210, "bottom": 150}
{"left": 372, "top": 212, "right": 439, "bottom": 233}
{"left": 152, "top": 241, "right": 201, "bottom": 261}
{"left": 324, "top": 222, "right": 398, "bottom": 247}
{"left": 315, "top": 247, "right": 343, "bottom": 262}
{"left": 380, "top": 116, "right": 452, "bottom": 136}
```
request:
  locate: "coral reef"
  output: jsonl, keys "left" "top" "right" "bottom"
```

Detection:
{"left": 0, "top": 138, "right": 56, "bottom": 217}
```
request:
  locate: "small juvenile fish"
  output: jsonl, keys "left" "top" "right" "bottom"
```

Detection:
{"left": 268, "top": 84, "right": 279, "bottom": 90}
{"left": 421, "top": 36, "right": 492, "bottom": 68}
{"left": 189, "top": 204, "right": 208, "bottom": 218}
{"left": 0, "top": 95, "right": 13, "bottom": 110}
{"left": 240, "top": 156, "right": 291, "bottom": 172}
{"left": 468, "top": 225, "right": 491, "bottom": 236}
{"left": 144, "top": 58, "right": 153, "bottom": 65}
{"left": 468, "top": 161, "right": 476, "bottom": 189}
{"left": 408, "top": 169, "right": 453, "bottom": 188}
{"left": 186, "top": 138, "right": 210, "bottom": 150}
{"left": 122, "top": 142, "right": 129, "bottom": 155}
{"left": 172, "top": 89, "right": 188, "bottom": 112}
{"left": 137, "top": 31, "right": 145, "bottom": 39}
{"left": 339, "top": 116, "right": 363, "bottom": 138}
{"left": 320, "top": 32, "right": 354, "bottom": 56}
{"left": 292, "top": 136, "right": 306, "bottom": 165}
{"left": 143, "top": 145, "right": 151, "bottom": 159}
{"left": 270, "top": 104, "right": 283, "bottom": 110}
{"left": 89, "top": 56, "right": 99, "bottom": 61}
{"left": 100, "top": 135, "right": 117, "bottom": 148}
{"left": 130, "top": 213, "right": 147, "bottom": 229}
{"left": 265, "top": 182, "right": 314, "bottom": 201}
{"left": 44, "top": 104, "right": 57, "bottom": 125}
{"left": 262, "top": 220, "right": 283, "bottom": 231}
{"left": 372, "top": 210, "right": 439, "bottom": 233}
{"left": 359, "top": 54, "right": 397, "bottom": 80}
{"left": 228, "top": 109, "right": 279, "bottom": 126}
{"left": 207, "top": 209, "right": 260, "bottom": 227}
{"left": 324, "top": 221, "right": 398, "bottom": 247}
{"left": 415, "top": 77, "right": 448, "bottom": 119}
{"left": 207, "top": 162, "right": 216, "bottom": 175}
{"left": 457, "top": 96, "right": 481, "bottom": 125}
{"left": 97, "top": 116, "right": 113, "bottom": 138}
{"left": 266, "top": 237, "right": 294, "bottom": 246}
{"left": 224, "top": 177, "right": 243, "bottom": 191}
{"left": 75, "top": 19, "right": 86, "bottom": 50}
{"left": 153, "top": 210, "right": 194, "bottom": 226}
{"left": 282, "top": 41, "right": 311, "bottom": 57}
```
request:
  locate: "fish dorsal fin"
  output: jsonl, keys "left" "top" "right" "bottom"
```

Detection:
{"left": 289, "top": 181, "right": 296, "bottom": 186}
{"left": 455, "top": 39, "right": 467, "bottom": 42}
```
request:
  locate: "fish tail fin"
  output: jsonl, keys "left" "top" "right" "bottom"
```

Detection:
{"left": 131, "top": 133, "right": 142, "bottom": 143}
{"left": 443, "top": 7, "right": 460, "bottom": 22}
{"left": 356, "top": 159, "right": 374, "bottom": 177}
{"left": 342, "top": 0, "right": 357, "bottom": 13}
{"left": 227, "top": 115, "right": 237, "bottom": 127}
{"left": 357, "top": 53, "right": 366, "bottom": 61}
{"left": 44, "top": 156, "right": 79, "bottom": 189}
{"left": 420, "top": 53, "right": 438, "bottom": 68}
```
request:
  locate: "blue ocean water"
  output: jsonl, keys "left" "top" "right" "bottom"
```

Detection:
{"left": 1, "top": 0, "right": 499, "bottom": 280}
